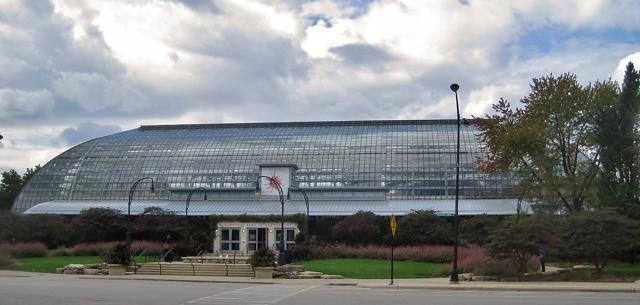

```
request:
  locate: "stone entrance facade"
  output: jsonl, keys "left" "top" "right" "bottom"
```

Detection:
{"left": 213, "top": 221, "right": 300, "bottom": 255}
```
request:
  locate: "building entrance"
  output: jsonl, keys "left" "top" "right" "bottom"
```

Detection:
{"left": 247, "top": 228, "right": 267, "bottom": 252}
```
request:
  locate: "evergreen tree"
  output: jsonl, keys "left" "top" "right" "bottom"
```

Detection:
{"left": 595, "top": 62, "right": 640, "bottom": 218}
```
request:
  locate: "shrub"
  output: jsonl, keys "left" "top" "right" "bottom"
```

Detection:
{"left": 332, "top": 211, "right": 381, "bottom": 245}
{"left": 396, "top": 211, "right": 451, "bottom": 245}
{"left": 71, "top": 208, "right": 126, "bottom": 243}
{"left": 460, "top": 215, "right": 503, "bottom": 245}
{"left": 0, "top": 214, "right": 73, "bottom": 248}
{"left": 249, "top": 247, "right": 276, "bottom": 267}
{"left": 307, "top": 244, "right": 479, "bottom": 264}
{"left": 49, "top": 247, "right": 73, "bottom": 257}
{"left": 6, "top": 242, "right": 47, "bottom": 258}
{"left": 487, "top": 218, "right": 553, "bottom": 274}
{"left": 561, "top": 211, "right": 640, "bottom": 272}
{"left": 458, "top": 246, "right": 538, "bottom": 277}
{"left": 130, "top": 240, "right": 164, "bottom": 257}
{"left": 71, "top": 242, "right": 116, "bottom": 256}
{"left": 103, "top": 243, "right": 130, "bottom": 265}
{"left": 172, "top": 243, "right": 195, "bottom": 258}
{"left": 0, "top": 254, "right": 20, "bottom": 270}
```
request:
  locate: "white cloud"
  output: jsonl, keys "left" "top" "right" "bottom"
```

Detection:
{"left": 612, "top": 52, "right": 640, "bottom": 84}
{"left": 465, "top": 83, "right": 525, "bottom": 117}
{"left": 1, "top": 0, "right": 639, "bottom": 171}
{"left": 0, "top": 88, "right": 54, "bottom": 120}
{"left": 51, "top": 72, "right": 149, "bottom": 112}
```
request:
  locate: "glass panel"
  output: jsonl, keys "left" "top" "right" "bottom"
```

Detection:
{"left": 13, "top": 121, "right": 517, "bottom": 214}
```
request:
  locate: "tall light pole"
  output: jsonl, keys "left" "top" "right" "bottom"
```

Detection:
{"left": 126, "top": 177, "right": 155, "bottom": 263}
{"left": 287, "top": 185, "right": 310, "bottom": 247}
{"left": 185, "top": 187, "right": 208, "bottom": 245}
{"left": 450, "top": 83, "right": 461, "bottom": 283}
{"left": 255, "top": 175, "right": 286, "bottom": 266}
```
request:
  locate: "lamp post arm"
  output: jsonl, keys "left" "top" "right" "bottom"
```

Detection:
{"left": 128, "top": 177, "right": 155, "bottom": 217}
{"left": 256, "top": 175, "right": 287, "bottom": 265}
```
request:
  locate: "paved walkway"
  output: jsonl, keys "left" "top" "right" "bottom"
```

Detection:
{"left": 1, "top": 270, "right": 638, "bottom": 292}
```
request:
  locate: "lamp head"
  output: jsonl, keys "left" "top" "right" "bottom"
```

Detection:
{"left": 450, "top": 83, "right": 459, "bottom": 92}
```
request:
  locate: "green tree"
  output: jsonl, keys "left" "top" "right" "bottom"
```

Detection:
{"left": 476, "top": 73, "right": 619, "bottom": 213}
{"left": 0, "top": 170, "right": 23, "bottom": 210}
{"left": 396, "top": 210, "right": 450, "bottom": 245}
{"left": 487, "top": 218, "right": 554, "bottom": 274}
{"left": 595, "top": 62, "right": 640, "bottom": 218}
{"left": 561, "top": 211, "right": 640, "bottom": 272}
{"left": 0, "top": 165, "right": 42, "bottom": 210}
{"left": 22, "top": 165, "right": 41, "bottom": 184}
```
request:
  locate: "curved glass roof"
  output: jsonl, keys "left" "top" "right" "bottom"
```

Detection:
{"left": 13, "top": 119, "right": 515, "bottom": 213}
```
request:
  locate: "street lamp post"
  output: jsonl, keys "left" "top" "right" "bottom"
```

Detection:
{"left": 185, "top": 187, "right": 208, "bottom": 245}
{"left": 126, "top": 177, "right": 155, "bottom": 262}
{"left": 450, "top": 83, "right": 461, "bottom": 283}
{"left": 287, "top": 186, "right": 310, "bottom": 246}
{"left": 255, "top": 175, "right": 286, "bottom": 266}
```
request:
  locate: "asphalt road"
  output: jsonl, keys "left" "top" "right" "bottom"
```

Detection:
{"left": 0, "top": 276, "right": 637, "bottom": 305}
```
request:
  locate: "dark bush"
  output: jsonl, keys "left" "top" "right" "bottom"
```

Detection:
{"left": 560, "top": 211, "right": 640, "bottom": 272}
{"left": 72, "top": 208, "right": 126, "bottom": 243}
{"left": 488, "top": 218, "right": 554, "bottom": 274}
{"left": 133, "top": 207, "right": 183, "bottom": 242}
{"left": 460, "top": 215, "right": 503, "bottom": 245}
{"left": 396, "top": 210, "right": 451, "bottom": 245}
{"left": 0, "top": 214, "right": 72, "bottom": 248}
{"left": 248, "top": 247, "right": 276, "bottom": 267}
{"left": 172, "top": 243, "right": 195, "bottom": 258}
{"left": 289, "top": 244, "right": 312, "bottom": 261}
{"left": 332, "top": 211, "right": 381, "bottom": 245}
{"left": 103, "top": 243, "right": 130, "bottom": 265}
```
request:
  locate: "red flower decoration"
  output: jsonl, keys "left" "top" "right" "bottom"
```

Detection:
{"left": 267, "top": 171, "right": 282, "bottom": 192}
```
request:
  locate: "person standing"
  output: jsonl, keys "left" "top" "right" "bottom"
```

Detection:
{"left": 539, "top": 251, "right": 546, "bottom": 272}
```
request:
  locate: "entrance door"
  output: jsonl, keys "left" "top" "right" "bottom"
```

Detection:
{"left": 247, "top": 228, "right": 267, "bottom": 252}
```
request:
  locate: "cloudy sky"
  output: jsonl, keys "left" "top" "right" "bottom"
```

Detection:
{"left": 1, "top": 0, "right": 639, "bottom": 173}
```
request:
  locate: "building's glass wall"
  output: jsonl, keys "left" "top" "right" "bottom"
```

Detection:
{"left": 13, "top": 120, "right": 515, "bottom": 213}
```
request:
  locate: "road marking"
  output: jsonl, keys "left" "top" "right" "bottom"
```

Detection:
{"left": 183, "top": 285, "right": 318, "bottom": 305}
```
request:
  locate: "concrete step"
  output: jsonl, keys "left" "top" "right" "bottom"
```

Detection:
{"left": 136, "top": 263, "right": 255, "bottom": 277}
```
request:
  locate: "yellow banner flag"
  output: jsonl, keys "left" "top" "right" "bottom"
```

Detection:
{"left": 390, "top": 214, "right": 397, "bottom": 237}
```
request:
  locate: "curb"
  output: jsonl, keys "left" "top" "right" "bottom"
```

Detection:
{"left": 77, "top": 276, "right": 276, "bottom": 285}
{"left": 357, "top": 284, "right": 638, "bottom": 293}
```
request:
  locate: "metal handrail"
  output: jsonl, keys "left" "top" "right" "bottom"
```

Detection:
{"left": 196, "top": 250, "right": 206, "bottom": 264}
{"left": 136, "top": 249, "right": 149, "bottom": 264}
{"left": 159, "top": 249, "right": 174, "bottom": 263}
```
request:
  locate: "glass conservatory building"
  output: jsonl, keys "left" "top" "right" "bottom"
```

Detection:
{"left": 14, "top": 119, "right": 529, "bottom": 217}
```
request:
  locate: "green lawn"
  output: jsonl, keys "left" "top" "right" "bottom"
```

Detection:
{"left": 17, "top": 256, "right": 103, "bottom": 273}
{"left": 606, "top": 262, "right": 640, "bottom": 278}
{"left": 299, "top": 259, "right": 448, "bottom": 279}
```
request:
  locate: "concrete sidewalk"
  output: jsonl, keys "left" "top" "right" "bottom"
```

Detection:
{"left": 1, "top": 270, "right": 638, "bottom": 293}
